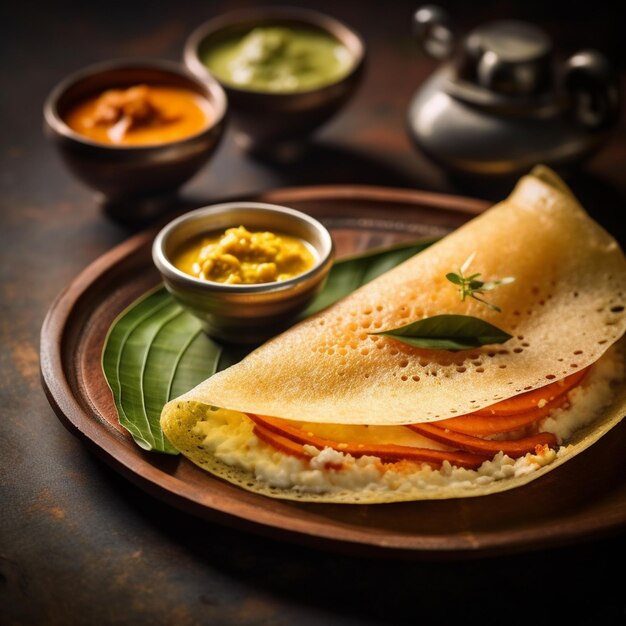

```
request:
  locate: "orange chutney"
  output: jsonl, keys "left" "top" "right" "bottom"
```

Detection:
{"left": 64, "top": 84, "right": 212, "bottom": 146}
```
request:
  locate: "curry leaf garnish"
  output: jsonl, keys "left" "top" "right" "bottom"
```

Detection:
{"left": 446, "top": 252, "right": 514, "bottom": 312}
{"left": 372, "top": 314, "right": 512, "bottom": 351}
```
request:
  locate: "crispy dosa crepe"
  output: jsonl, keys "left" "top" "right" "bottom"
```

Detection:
{"left": 161, "top": 166, "right": 626, "bottom": 502}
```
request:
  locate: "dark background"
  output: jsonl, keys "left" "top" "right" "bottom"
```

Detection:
{"left": 2, "top": 1, "right": 626, "bottom": 624}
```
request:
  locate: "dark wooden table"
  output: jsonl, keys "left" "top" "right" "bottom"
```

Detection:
{"left": 3, "top": 1, "right": 626, "bottom": 624}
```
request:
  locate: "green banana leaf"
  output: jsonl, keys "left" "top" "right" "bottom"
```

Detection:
{"left": 102, "top": 239, "right": 434, "bottom": 453}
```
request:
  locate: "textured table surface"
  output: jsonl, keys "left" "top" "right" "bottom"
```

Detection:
{"left": 3, "top": 1, "right": 626, "bottom": 624}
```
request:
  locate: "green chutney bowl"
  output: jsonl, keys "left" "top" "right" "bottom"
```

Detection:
{"left": 183, "top": 7, "right": 366, "bottom": 160}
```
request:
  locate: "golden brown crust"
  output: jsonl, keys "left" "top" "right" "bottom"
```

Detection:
{"left": 167, "top": 167, "right": 626, "bottom": 426}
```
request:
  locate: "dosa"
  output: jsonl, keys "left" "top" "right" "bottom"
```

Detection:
{"left": 160, "top": 166, "right": 626, "bottom": 502}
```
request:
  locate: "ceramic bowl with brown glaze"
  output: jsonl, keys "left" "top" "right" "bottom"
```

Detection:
{"left": 43, "top": 58, "right": 228, "bottom": 218}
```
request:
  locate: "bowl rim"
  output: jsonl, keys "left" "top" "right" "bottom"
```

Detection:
{"left": 183, "top": 6, "right": 366, "bottom": 97}
{"left": 43, "top": 57, "right": 228, "bottom": 152}
{"left": 152, "top": 201, "right": 335, "bottom": 293}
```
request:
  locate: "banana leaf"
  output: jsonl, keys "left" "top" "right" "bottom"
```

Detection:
{"left": 102, "top": 239, "right": 433, "bottom": 453}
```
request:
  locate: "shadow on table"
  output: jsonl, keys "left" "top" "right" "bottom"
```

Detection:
{"left": 100, "top": 139, "right": 442, "bottom": 230}
{"left": 105, "top": 139, "right": 626, "bottom": 252}
{"left": 93, "top": 452, "right": 626, "bottom": 626}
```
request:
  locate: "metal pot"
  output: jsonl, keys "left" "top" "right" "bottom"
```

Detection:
{"left": 407, "top": 6, "right": 620, "bottom": 178}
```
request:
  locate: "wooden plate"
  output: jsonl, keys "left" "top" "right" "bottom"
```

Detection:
{"left": 40, "top": 185, "right": 626, "bottom": 559}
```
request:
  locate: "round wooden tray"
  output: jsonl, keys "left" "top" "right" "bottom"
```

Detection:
{"left": 40, "top": 185, "right": 626, "bottom": 559}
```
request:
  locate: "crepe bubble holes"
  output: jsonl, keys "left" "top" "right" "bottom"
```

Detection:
{"left": 152, "top": 202, "right": 335, "bottom": 344}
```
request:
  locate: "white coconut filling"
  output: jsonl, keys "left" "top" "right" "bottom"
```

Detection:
{"left": 191, "top": 346, "right": 623, "bottom": 494}
{"left": 540, "top": 349, "right": 624, "bottom": 442}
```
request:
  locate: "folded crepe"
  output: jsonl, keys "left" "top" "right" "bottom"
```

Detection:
{"left": 161, "top": 166, "right": 626, "bottom": 503}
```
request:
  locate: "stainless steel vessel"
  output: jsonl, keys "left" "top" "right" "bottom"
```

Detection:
{"left": 407, "top": 6, "right": 620, "bottom": 178}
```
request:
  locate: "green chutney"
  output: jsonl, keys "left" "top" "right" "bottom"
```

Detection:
{"left": 201, "top": 26, "right": 353, "bottom": 93}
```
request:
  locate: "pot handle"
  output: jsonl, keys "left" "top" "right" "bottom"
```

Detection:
{"left": 413, "top": 5, "right": 455, "bottom": 60}
{"left": 563, "top": 50, "right": 620, "bottom": 131}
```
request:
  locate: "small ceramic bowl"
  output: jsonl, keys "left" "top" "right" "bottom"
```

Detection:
{"left": 43, "top": 58, "right": 228, "bottom": 218}
{"left": 183, "top": 7, "right": 365, "bottom": 159}
{"left": 152, "top": 202, "right": 334, "bottom": 343}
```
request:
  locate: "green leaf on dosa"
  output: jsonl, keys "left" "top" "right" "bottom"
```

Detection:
{"left": 101, "top": 239, "right": 434, "bottom": 453}
{"left": 372, "top": 314, "right": 512, "bottom": 351}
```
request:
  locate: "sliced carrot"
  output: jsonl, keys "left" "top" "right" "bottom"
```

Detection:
{"left": 253, "top": 422, "right": 324, "bottom": 461}
{"left": 436, "top": 392, "right": 570, "bottom": 436}
{"left": 249, "top": 414, "right": 489, "bottom": 469}
{"left": 472, "top": 367, "right": 589, "bottom": 416}
{"left": 407, "top": 423, "right": 557, "bottom": 457}
{"left": 246, "top": 366, "right": 579, "bottom": 470}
